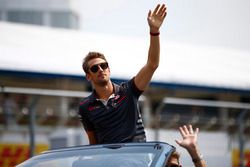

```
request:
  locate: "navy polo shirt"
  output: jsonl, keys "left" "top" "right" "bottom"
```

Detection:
{"left": 78, "top": 78, "right": 146, "bottom": 144}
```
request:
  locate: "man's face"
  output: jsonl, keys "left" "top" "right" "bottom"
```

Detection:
{"left": 86, "top": 58, "right": 110, "bottom": 86}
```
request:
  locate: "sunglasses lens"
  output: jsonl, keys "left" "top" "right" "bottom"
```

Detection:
{"left": 89, "top": 62, "right": 108, "bottom": 73}
{"left": 90, "top": 65, "right": 99, "bottom": 73}
{"left": 100, "top": 62, "right": 108, "bottom": 70}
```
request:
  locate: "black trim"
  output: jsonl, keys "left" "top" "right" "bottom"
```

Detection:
{"left": 0, "top": 69, "right": 83, "bottom": 80}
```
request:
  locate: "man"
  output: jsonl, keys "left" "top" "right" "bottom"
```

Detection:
{"left": 166, "top": 125, "right": 207, "bottom": 167}
{"left": 78, "top": 4, "right": 167, "bottom": 144}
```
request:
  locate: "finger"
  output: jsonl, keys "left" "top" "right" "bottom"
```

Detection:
{"left": 188, "top": 124, "right": 194, "bottom": 134}
{"left": 161, "top": 7, "right": 167, "bottom": 17}
{"left": 183, "top": 125, "right": 189, "bottom": 135}
{"left": 153, "top": 4, "right": 160, "bottom": 15}
{"left": 179, "top": 126, "right": 186, "bottom": 138}
{"left": 148, "top": 10, "right": 152, "bottom": 18}
{"left": 158, "top": 4, "right": 165, "bottom": 12}
{"left": 163, "top": 11, "right": 167, "bottom": 19}
{"left": 194, "top": 127, "right": 199, "bottom": 135}
{"left": 158, "top": 4, "right": 166, "bottom": 16}
{"left": 159, "top": 7, "right": 167, "bottom": 16}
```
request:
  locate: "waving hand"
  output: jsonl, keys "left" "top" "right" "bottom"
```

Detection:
{"left": 147, "top": 4, "right": 167, "bottom": 32}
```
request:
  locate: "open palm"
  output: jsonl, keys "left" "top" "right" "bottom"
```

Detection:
{"left": 147, "top": 4, "right": 167, "bottom": 31}
{"left": 175, "top": 125, "right": 199, "bottom": 149}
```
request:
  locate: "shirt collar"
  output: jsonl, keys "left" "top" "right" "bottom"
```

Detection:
{"left": 89, "top": 82, "right": 120, "bottom": 101}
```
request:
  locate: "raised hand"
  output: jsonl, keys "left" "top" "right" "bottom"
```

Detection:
{"left": 147, "top": 4, "right": 167, "bottom": 33}
{"left": 175, "top": 125, "right": 199, "bottom": 150}
{"left": 175, "top": 125, "right": 207, "bottom": 167}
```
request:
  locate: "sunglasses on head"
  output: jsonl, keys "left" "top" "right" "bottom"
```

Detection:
{"left": 89, "top": 62, "right": 109, "bottom": 73}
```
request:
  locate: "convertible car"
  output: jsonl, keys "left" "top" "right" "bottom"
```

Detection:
{"left": 17, "top": 142, "right": 175, "bottom": 167}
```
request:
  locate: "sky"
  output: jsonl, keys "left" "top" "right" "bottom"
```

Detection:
{"left": 72, "top": 0, "right": 250, "bottom": 52}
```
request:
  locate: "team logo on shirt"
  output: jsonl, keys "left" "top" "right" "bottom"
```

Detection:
{"left": 88, "top": 105, "right": 101, "bottom": 111}
{"left": 113, "top": 95, "right": 126, "bottom": 106}
{"left": 114, "top": 95, "right": 120, "bottom": 100}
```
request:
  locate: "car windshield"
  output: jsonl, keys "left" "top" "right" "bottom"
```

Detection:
{"left": 17, "top": 144, "right": 166, "bottom": 167}
{"left": 19, "top": 153, "right": 154, "bottom": 167}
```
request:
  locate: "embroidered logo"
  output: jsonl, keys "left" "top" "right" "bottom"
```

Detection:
{"left": 110, "top": 95, "right": 126, "bottom": 108}
{"left": 88, "top": 105, "right": 100, "bottom": 111}
{"left": 114, "top": 95, "right": 120, "bottom": 100}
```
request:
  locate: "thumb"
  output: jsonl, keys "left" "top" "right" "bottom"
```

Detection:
{"left": 175, "top": 139, "right": 182, "bottom": 146}
{"left": 148, "top": 10, "right": 152, "bottom": 18}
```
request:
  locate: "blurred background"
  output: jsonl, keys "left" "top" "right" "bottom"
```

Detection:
{"left": 0, "top": 0, "right": 250, "bottom": 166}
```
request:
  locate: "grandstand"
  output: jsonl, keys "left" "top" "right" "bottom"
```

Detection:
{"left": 1, "top": 21, "right": 250, "bottom": 129}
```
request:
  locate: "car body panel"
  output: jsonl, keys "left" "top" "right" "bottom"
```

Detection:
{"left": 17, "top": 142, "right": 175, "bottom": 167}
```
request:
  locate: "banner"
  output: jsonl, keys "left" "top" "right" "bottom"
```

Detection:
{"left": 0, "top": 143, "right": 49, "bottom": 167}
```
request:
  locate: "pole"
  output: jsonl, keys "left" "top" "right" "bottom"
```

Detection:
{"left": 28, "top": 95, "right": 40, "bottom": 157}
{"left": 238, "top": 110, "right": 247, "bottom": 167}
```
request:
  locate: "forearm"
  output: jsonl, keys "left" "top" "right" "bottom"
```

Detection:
{"left": 186, "top": 145, "right": 207, "bottom": 167}
{"left": 86, "top": 131, "right": 97, "bottom": 144}
{"left": 147, "top": 29, "right": 160, "bottom": 70}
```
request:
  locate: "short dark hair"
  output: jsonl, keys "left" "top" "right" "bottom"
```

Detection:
{"left": 166, "top": 151, "right": 180, "bottom": 167}
{"left": 82, "top": 52, "right": 107, "bottom": 73}
{"left": 171, "top": 151, "right": 180, "bottom": 159}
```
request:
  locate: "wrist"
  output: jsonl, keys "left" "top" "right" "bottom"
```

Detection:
{"left": 150, "top": 32, "right": 160, "bottom": 36}
{"left": 187, "top": 145, "right": 200, "bottom": 159}
{"left": 192, "top": 154, "right": 203, "bottom": 163}
{"left": 187, "top": 145, "right": 203, "bottom": 163}
{"left": 150, "top": 27, "right": 159, "bottom": 33}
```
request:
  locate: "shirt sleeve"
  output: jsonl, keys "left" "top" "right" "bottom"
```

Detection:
{"left": 78, "top": 105, "right": 94, "bottom": 131}
{"left": 130, "top": 77, "right": 144, "bottom": 98}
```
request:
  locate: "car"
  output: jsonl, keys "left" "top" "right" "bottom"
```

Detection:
{"left": 17, "top": 142, "right": 176, "bottom": 167}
